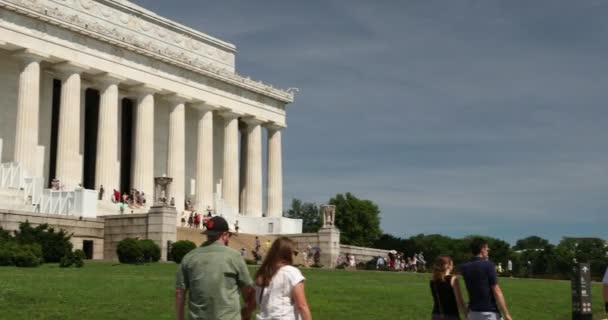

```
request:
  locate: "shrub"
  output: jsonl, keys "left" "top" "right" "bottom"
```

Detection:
{"left": 14, "top": 244, "right": 43, "bottom": 267}
{"left": 0, "top": 227, "right": 12, "bottom": 243}
{"left": 139, "top": 240, "right": 161, "bottom": 262}
{"left": 60, "top": 249, "right": 86, "bottom": 268}
{"left": 73, "top": 250, "right": 85, "bottom": 268}
{"left": 116, "top": 238, "right": 143, "bottom": 264}
{"left": 117, "top": 238, "right": 162, "bottom": 264}
{"left": 14, "top": 221, "right": 73, "bottom": 263}
{"left": 0, "top": 242, "right": 16, "bottom": 266}
{"left": 170, "top": 240, "right": 196, "bottom": 264}
{"left": 59, "top": 254, "right": 73, "bottom": 268}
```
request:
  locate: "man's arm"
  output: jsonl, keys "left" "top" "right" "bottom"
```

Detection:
{"left": 175, "top": 288, "right": 186, "bottom": 320}
{"left": 492, "top": 284, "right": 512, "bottom": 320}
{"left": 240, "top": 286, "right": 256, "bottom": 320}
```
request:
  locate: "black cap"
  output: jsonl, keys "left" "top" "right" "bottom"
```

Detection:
{"left": 203, "top": 216, "right": 230, "bottom": 234}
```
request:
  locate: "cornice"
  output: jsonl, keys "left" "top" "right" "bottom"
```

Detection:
{"left": 0, "top": 0, "right": 294, "bottom": 103}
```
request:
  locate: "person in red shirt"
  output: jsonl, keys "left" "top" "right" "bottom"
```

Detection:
{"left": 193, "top": 213, "right": 200, "bottom": 229}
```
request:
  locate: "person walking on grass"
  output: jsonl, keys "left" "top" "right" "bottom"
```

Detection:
{"left": 255, "top": 237, "right": 312, "bottom": 320}
{"left": 430, "top": 255, "right": 467, "bottom": 320}
{"left": 460, "top": 238, "right": 512, "bottom": 320}
{"left": 175, "top": 216, "right": 256, "bottom": 320}
{"left": 603, "top": 266, "right": 608, "bottom": 315}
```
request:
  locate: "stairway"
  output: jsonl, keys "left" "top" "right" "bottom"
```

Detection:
{"left": 176, "top": 228, "right": 277, "bottom": 260}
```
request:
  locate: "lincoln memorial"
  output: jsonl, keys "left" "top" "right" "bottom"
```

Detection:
{"left": 0, "top": 0, "right": 302, "bottom": 240}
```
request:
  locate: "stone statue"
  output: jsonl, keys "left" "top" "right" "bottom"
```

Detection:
{"left": 320, "top": 205, "right": 336, "bottom": 227}
{"left": 154, "top": 176, "right": 173, "bottom": 206}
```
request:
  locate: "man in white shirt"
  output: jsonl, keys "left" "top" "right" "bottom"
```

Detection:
{"left": 603, "top": 267, "right": 608, "bottom": 314}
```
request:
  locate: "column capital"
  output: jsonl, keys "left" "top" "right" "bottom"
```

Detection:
{"left": 164, "top": 93, "right": 191, "bottom": 105}
{"left": 241, "top": 116, "right": 265, "bottom": 126}
{"left": 54, "top": 61, "right": 89, "bottom": 76}
{"left": 218, "top": 109, "right": 242, "bottom": 120}
{"left": 192, "top": 101, "right": 218, "bottom": 113}
{"left": 95, "top": 73, "right": 126, "bottom": 86}
{"left": 12, "top": 48, "right": 49, "bottom": 63}
{"left": 265, "top": 121, "right": 286, "bottom": 131}
{"left": 130, "top": 84, "right": 162, "bottom": 96}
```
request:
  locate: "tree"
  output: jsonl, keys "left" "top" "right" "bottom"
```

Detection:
{"left": 329, "top": 192, "right": 382, "bottom": 247}
{"left": 513, "top": 236, "right": 550, "bottom": 251}
{"left": 555, "top": 237, "right": 608, "bottom": 277}
{"left": 373, "top": 233, "right": 405, "bottom": 251}
{"left": 284, "top": 199, "right": 322, "bottom": 233}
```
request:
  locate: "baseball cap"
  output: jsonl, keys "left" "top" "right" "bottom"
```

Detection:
{"left": 203, "top": 216, "right": 230, "bottom": 235}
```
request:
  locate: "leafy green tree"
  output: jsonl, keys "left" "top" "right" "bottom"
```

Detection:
{"left": 513, "top": 236, "right": 550, "bottom": 251}
{"left": 329, "top": 193, "right": 382, "bottom": 247}
{"left": 555, "top": 237, "right": 608, "bottom": 277}
{"left": 284, "top": 199, "right": 322, "bottom": 233}
{"left": 373, "top": 233, "right": 405, "bottom": 251}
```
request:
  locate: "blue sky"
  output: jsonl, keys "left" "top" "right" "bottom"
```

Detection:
{"left": 132, "top": 0, "right": 608, "bottom": 244}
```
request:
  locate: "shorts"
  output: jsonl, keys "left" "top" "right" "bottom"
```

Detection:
{"left": 432, "top": 314, "right": 460, "bottom": 320}
{"left": 467, "top": 312, "right": 501, "bottom": 320}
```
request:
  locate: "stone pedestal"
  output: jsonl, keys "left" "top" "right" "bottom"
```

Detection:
{"left": 147, "top": 205, "right": 177, "bottom": 262}
{"left": 317, "top": 226, "right": 340, "bottom": 268}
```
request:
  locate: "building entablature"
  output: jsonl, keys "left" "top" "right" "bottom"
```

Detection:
{"left": 0, "top": 0, "right": 294, "bottom": 104}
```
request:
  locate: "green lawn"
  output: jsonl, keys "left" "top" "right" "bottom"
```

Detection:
{"left": 0, "top": 261, "right": 605, "bottom": 320}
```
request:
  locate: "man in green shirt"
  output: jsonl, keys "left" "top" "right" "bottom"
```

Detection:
{"left": 176, "top": 216, "right": 256, "bottom": 320}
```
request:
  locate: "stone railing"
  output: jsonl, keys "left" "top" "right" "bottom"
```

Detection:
{"left": 0, "top": 162, "right": 97, "bottom": 217}
{"left": 0, "top": 162, "right": 24, "bottom": 190}
{"left": 340, "top": 244, "right": 390, "bottom": 264}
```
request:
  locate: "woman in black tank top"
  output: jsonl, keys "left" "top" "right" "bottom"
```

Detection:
{"left": 429, "top": 255, "right": 467, "bottom": 320}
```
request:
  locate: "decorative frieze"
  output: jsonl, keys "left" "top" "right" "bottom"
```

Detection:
{"left": 0, "top": 0, "right": 294, "bottom": 102}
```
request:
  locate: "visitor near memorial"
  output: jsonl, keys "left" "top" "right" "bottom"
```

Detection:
{"left": 603, "top": 267, "right": 608, "bottom": 314}
{"left": 175, "top": 216, "right": 256, "bottom": 320}
{"left": 255, "top": 237, "right": 312, "bottom": 320}
{"left": 460, "top": 238, "right": 512, "bottom": 320}
{"left": 429, "top": 255, "right": 467, "bottom": 320}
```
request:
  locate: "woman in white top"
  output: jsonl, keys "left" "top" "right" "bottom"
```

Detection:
{"left": 255, "top": 237, "right": 312, "bottom": 320}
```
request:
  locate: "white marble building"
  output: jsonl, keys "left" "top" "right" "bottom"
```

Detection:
{"left": 0, "top": 0, "right": 302, "bottom": 234}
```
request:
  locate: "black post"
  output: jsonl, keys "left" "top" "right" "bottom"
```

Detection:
{"left": 571, "top": 263, "right": 593, "bottom": 320}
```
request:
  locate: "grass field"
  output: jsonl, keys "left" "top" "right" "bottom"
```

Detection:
{"left": 0, "top": 261, "right": 605, "bottom": 320}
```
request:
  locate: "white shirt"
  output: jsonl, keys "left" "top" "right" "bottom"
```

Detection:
{"left": 603, "top": 268, "right": 608, "bottom": 284}
{"left": 256, "top": 265, "right": 305, "bottom": 320}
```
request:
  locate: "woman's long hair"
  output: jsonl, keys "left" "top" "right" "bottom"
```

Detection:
{"left": 432, "top": 255, "right": 453, "bottom": 282}
{"left": 255, "top": 237, "right": 296, "bottom": 287}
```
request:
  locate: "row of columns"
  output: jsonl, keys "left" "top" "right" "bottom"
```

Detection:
{"left": 10, "top": 49, "right": 284, "bottom": 218}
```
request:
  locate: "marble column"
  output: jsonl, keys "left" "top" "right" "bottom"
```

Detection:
{"left": 95, "top": 74, "right": 123, "bottom": 199}
{"left": 166, "top": 94, "right": 188, "bottom": 217}
{"left": 195, "top": 104, "right": 215, "bottom": 212}
{"left": 221, "top": 111, "right": 240, "bottom": 213}
{"left": 266, "top": 124, "right": 284, "bottom": 217}
{"left": 55, "top": 62, "right": 87, "bottom": 188}
{"left": 131, "top": 85, "right": 158, "bottom": 206}
{"left": 243, "top": 118, "right": 263, "bottom": 217}
{"left": 238, "top": 122, "right": 248, "bottom": 214}
{"left": 13, "top": 50, "right": 47, "bottom": 176}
